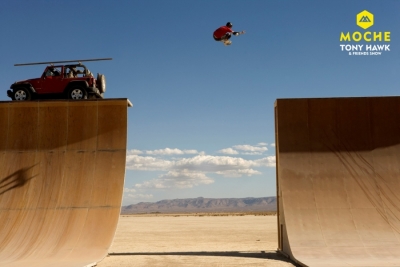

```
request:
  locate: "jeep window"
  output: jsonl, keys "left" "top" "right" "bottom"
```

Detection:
{"left": 65, "top": 66, "right": 85, "bottom": 78}
{"left": 66, "top": 66, "right": 77, "bottom": 78}
{"left": 44, "top": 67, "right": 62, "bottom": 77}
{"left": 75, "top": 66, "right": 85, "bottom": 77}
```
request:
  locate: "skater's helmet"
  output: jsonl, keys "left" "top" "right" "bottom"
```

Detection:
{"left": 226, "top": 22, "right": 233, "bottom": 28}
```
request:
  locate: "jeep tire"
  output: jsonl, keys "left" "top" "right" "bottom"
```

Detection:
{"left": 68, "top": 87, "right": 87, "bottom": 100}
{"left": 97, "top": 73, "right": 106, "bottom": 94}
{"left": 13, "top": 87, "right": 31, "bottom": 101}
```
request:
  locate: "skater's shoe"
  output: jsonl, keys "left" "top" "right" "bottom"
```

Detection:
{"left": 223, "top": 40, "right": 232, "bottom": 46}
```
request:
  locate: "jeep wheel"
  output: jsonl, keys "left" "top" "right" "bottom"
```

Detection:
{"left": 97, "top": 73, "right": 106, "bottom": 94}
{"left": 13, "top": 87, "right": 31, "bottom": 101}
{"left": 68, "top": 87, "right": 87, "bottom": 100}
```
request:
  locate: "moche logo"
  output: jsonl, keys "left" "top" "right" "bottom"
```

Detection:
{"left": 357, "top": 10, "right": 374, "bottom": 29}
{"left": 340, "top": 10, "right": 390, "bottom": 42}
{"left": 340, "top": 10, "right": 391, "bottom": 56}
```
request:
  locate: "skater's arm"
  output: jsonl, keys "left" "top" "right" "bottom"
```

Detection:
{"left": 233, "top": 30, "right": 245, "bottom": 36}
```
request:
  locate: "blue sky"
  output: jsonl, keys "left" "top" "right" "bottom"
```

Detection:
{"left": 1, "top": 1, "right": 399, "bottom": 205}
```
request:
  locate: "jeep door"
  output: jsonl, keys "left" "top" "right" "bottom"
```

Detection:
{"left": 41, "top": 66, "right": 69, "bottom": 94}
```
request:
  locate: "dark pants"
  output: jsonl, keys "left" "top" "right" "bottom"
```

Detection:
{"left": 213, "top": 32, "right": 232, "bottom": 41}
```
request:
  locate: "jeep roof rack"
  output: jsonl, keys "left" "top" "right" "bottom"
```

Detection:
{"left": 14, "top": 58, "right": 112, "bottom": 66}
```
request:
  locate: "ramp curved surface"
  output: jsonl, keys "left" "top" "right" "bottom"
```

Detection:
{"left": 275, "top": 97, "right": 400, "bottom": 267}
{"left": 0, "top": 99, "right": 130, "bottom": 267}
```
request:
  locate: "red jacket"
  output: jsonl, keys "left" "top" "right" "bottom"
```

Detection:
{"left": 213, "top": 26, "right": 233, "bottom": 39}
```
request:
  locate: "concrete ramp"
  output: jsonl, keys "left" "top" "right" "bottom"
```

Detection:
{"left": 0, "top": 99, "right": 130, "bottom": 267}
{"left": 275, "top": 97, "right": 400, "bottom": 267}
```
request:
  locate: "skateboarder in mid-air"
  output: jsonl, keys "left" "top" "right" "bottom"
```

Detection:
{"left": 213, "top": 22, "right": 245, "bottom": 46}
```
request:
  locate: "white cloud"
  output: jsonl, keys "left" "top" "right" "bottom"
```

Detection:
{"left": 123, "top": 188, "right": 153, "bottom": 201}
{"left": 126, "top": 145, "right": 276, "bottom": 191}
{"left": 145, "top": 148, "right": 200, "bottom": 155}
{"left": 173, "top": 155, "right": 260, "bottom": 172}
{"left": 135, "top": 170, "right": 214, "bottom": 189}
{"left": 127, "top": 153, "right": 275, "bottom": 173}
{"left": 125, "top": 193, "right": 153, "bottom": 200}
{"left": 257, "top": 142, "right": 268, "bottom": 146}
{"left": 124, "top": 187, "right": 136, "bottom": 193}
{"left": 217, "top": 148, "right": 239, "bottom": 155}
{"left": 126, "top": 155, "right": 173, "bottom": 170}
{"left": 216, "top": 169, "right": 262, "bottom": 177}
{"left": 270, "top": 143, "right": 275, "bottom": 147}
{"left": 233, "top": 145, "right": 268, "bottom": 153}
{"left": 127, "top": 149, "right": 143, "bottom": 155}
{"left": 242, "top": 152, "right": 263, "bottom": 155}
{"left": 255, "top": 156, "right": 276, "bottom": 167}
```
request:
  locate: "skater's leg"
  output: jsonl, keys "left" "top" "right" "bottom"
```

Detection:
{"left": 222, "top": 32, "right": 232, "bottom": 40}
{"left": 214, "top": 33, "right": 232, "bottom": 45}
{"left": 222, "top": 33, "right": 232, "bottom": 45}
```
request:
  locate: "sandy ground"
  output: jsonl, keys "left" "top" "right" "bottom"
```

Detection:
{"left": 96, "top": 214, "right": 297, "bottom": 267}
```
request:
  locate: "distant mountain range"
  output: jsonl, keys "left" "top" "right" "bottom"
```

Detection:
{"left": 121, "top": 197, "right": 277, "bottom": 214}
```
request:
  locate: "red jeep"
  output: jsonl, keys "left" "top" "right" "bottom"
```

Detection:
{"left": 7, "top": 59, "right": 108, "bottom": 101}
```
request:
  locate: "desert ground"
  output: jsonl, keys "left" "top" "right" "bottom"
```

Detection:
{"left": 96, "top": 213, "right": 297, "bottom": 267}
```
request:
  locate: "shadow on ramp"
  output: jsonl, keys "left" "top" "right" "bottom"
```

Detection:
{"left": 0, "top": 165, "right": 38, "bottom": 195}
{"left": 109, "top": 250, "right": 299, "bottom": 265}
